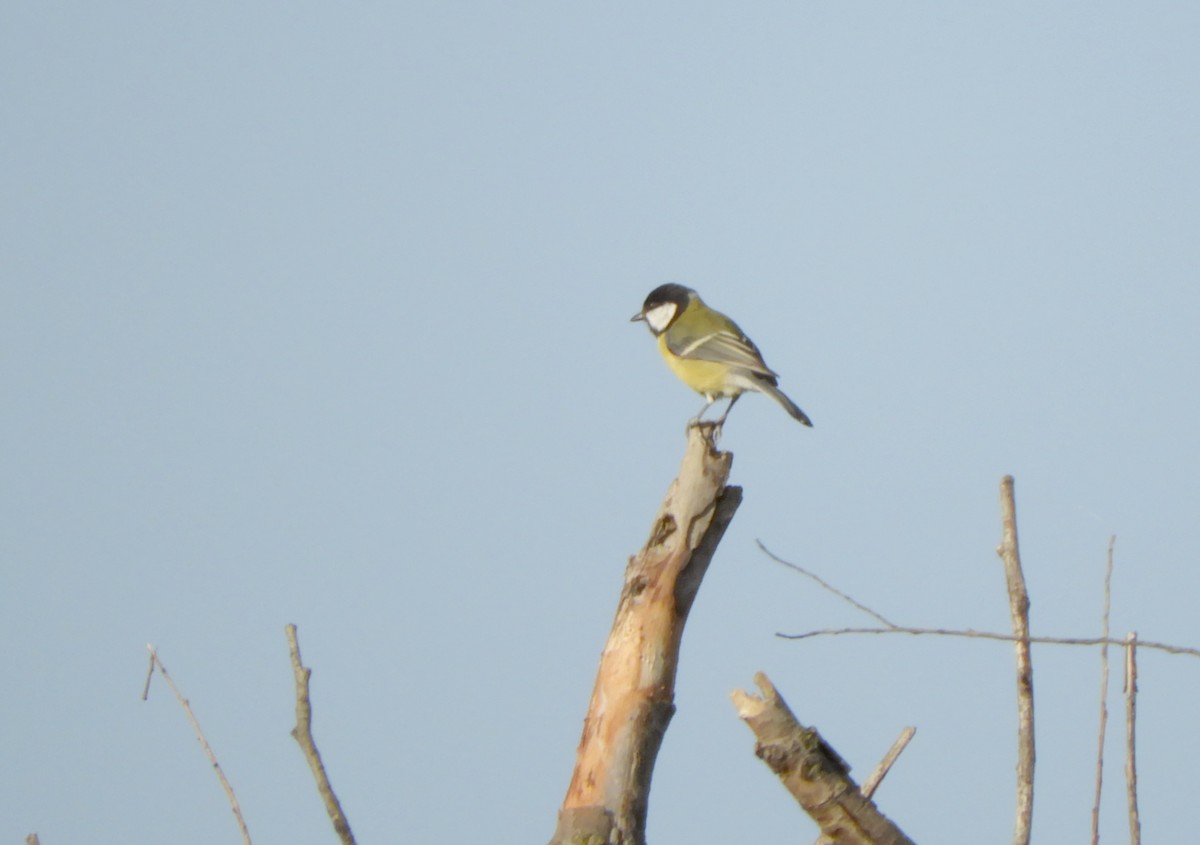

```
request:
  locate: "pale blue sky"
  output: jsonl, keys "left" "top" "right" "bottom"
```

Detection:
{"left": 3, "top": 3, "right": 1199, "bottom": 843}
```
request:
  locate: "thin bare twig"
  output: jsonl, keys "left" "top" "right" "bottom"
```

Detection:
{"left": 768, "top": 527, "right": 1199, "bottom": 659}
{"left": 140, "top": 650, "right": 155, "bottom": 701}
{"left": 1124, "top": 632, "right": 1141, "bottom": 845}
{"left": 776, "top": 626, "right": 1200, "bottom": 658}
{"left": 813, "top": 727, "right": 917, "bottom": 845}
{"left": 757, "top": 540, "right": 898, "bottom": 628}
{"left": 1091, "top": 536, "right": 1116, "bottom": 845}
{"left": 144, "top": 645, "right": 252, "bottom": 845}
{"left": 862, "top": 726, "right": 917, "bottom": 799}
{"left": 997, "top": 476, "right": 1034, "bottom": 845}
{"left": 286, "top": 624, "right": 357, "bottom": 845}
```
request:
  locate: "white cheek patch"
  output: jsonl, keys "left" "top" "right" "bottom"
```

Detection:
{"left": 643, "top": 302, "right": 677, "bottom": 333}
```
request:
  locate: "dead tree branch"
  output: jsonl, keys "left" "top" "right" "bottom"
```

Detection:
{"left": 143, "top": 645, "right": 252, "bottom": 845}
{"left": 1124, "top": 633, "right": 1141, "bottom": 845}
{"left": 768, "top": 540, "right": 1198, "bottom": 659}
{"left": 757, "top": 540, "right": 898, "bottom": 628}
{"left": 732, "top": 672, "right": 916, "bottom": 845}
{"left": 861, "top": 727, "right": 917, "bottom": 800}
{"left": 996, "top": 476, "right": 1035, "bottom": 845}
{"left": 1091, "top": 536, "right": 1116, "bottom": 845}
{"left": 286, "top": 624, "right": 356, "bottom": 845}
{"left": 549, "top": 423, "right": 741, "bottom": 845}
{"left": 776, "top": 626, "right": 1199, "bottom": 658}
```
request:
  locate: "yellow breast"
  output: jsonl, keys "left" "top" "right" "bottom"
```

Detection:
{"left": 658, "top": 334, "right": 736, "bottom": 399}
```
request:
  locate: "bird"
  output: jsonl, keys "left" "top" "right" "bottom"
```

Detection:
{"left": 630, "top": 283, "right": 812, "bottom": 428}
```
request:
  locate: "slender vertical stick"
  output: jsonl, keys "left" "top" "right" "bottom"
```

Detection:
{"left": 1124, "top": 632, "right": 1141, "bottom": 845}
{"left": 1091, "top": 536, "right": 1116, "bottom": 845}
{"left": 996, "top": 476, "right": 1035, "bottom": 845}
{"left": 144, "top": 645, "right": 253, "bottom": 845}
{"left": 287, "top": 624, "right": 357, "bottom": 845}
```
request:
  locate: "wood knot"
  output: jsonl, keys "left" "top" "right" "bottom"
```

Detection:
{"left": 756, "top": 742, "right": 791, "bottom": 775}
{"left": 648, "top": 514, "right": 676, "bottom": 548}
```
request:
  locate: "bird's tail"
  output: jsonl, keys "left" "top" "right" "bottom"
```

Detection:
{"left": 758, "top": 380, "right": 813, "bottom": 427}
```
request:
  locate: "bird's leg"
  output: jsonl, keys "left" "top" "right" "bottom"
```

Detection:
{"left": 713, "top": 394, "right": 741, "bottom": 427}
{"left": 688, "top": 395, "right": 717, "bottom": 428}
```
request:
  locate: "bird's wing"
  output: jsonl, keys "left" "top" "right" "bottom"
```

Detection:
{"left": 666, "top": 325, "right": 778, "bottom": 379}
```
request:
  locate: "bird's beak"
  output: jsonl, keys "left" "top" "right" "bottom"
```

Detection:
{"left": 630, "top": 310, "right": 646, "bottom": 322}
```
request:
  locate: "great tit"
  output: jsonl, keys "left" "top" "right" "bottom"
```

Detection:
{"left": 631, "top": 283, "right": 813, "bottom": 427}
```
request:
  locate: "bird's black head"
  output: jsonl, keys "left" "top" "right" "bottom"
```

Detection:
{"left": 631, "top": 283, "right": 695, "bottom": 334}
{"left": 641, "top": 283, "right": 693, "bottom": 313}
